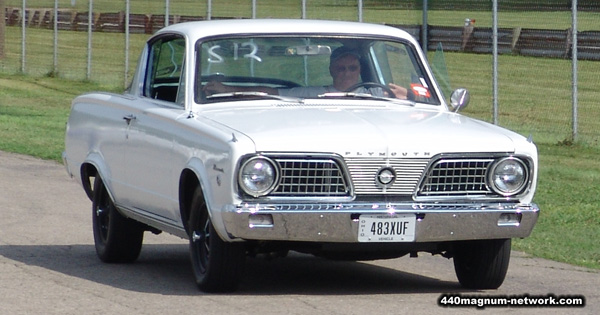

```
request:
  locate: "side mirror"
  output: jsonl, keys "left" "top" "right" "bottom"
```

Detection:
{"left": 450, "top": 88, "right": 470, "bottom": 112}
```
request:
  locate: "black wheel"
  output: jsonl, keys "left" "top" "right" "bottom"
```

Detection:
{"left": 344, "top": 81, "right": 395, "bottom": 97}
{"left": 453, "top": 239, "right": 511, "bottom": 289}
{"left": 92, "top": 176, "right": 144, "bottom": 263}
{"left": 188, "top": 186, "right": 245, "bottom": 292}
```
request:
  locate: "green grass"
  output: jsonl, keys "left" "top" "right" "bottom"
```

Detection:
{"left": 436, "top": 52, "right": 600, "bottom": 147}
{"left": 1, "top": 26, "right": 148, "bottom": 85}
{"left": 1, "top": 63, "right": 599, "bottom": 271}
{"left": 514, "top": 143, "right": 600, "bottom": 269}
{"left": 0, "top": 74, "right": 119, "bottom": 159}
{"left": 1, "top": 2, "right": 599, "bottom": 270}
{"left": 3, "top": 25, "right": 599, "bottom": 146}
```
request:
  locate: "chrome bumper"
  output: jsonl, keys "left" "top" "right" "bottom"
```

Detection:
{"left": 221, "top": 202, "right": 539, "bottom": 243}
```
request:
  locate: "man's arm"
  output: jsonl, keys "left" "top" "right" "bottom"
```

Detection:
{"left": 388, "top": 83, "right": 409, "bottom": 100}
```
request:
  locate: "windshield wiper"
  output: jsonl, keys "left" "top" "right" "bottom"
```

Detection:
{"left": 318, "top": 92, "right": 415, "bottom": 106}
{"left": 206, "top": 91, "right": 301, "bottom": 103}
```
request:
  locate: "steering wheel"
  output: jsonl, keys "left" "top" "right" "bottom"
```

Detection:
{"left": 344, "top": 82, "right": 396, "bottom": 98}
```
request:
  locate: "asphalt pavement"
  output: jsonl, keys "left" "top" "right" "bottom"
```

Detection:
{"left": 0, "top": 151, "right": 597, "bottom": 314}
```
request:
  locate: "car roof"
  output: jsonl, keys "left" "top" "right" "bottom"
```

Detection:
{"left": 155, "top": 19, "right": 417, "bottom": 44}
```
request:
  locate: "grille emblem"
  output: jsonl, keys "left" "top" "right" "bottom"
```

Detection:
{"left": 376, "top": 167, "right": 396, "bottom": 188}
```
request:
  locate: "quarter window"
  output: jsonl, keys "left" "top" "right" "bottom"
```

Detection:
{"left": 144, "top": 36, "right": 186, "bottom": 104}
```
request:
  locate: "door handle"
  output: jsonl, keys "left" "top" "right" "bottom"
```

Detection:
{"left": 123, "top": 114, "right": 136, "bottom": 125}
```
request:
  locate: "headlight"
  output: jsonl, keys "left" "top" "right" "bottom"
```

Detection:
{"left": 239, "top": 156, "right": 279, "bottom": 197}
{"left": 488, "top": 157, "right": 528, "bottom": 196}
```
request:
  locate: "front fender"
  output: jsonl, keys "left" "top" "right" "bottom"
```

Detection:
{"left": 183, "top": 156, "right": 236, "bottom": 242}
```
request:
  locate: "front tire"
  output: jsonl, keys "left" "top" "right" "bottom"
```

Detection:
{"left": 453, "top": 239, "right": 511, "bottom": 289}
{"left": 188, "top": 187, "right": 245, "bottom": 292}
{"left": 92, "top": 176, "right": 144, "bottom": 263}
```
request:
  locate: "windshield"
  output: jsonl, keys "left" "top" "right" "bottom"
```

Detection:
{"left": 195, "top": 36, "right": 439, "bottom": 105}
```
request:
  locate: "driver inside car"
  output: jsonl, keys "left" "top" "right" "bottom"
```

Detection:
{"left": 202, "top": 46, "right": 410, "bottom": 99}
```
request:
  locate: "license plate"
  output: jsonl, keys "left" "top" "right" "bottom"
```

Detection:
{"left": 358, "top": 214, "right": 416, "bottom": 242}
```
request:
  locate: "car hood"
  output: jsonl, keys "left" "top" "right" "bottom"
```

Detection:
{"left": 199, "top": 102, "right": 525, "bottom": 157}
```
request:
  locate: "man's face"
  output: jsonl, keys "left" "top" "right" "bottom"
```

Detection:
{"left": 329, "top": 54, "right": 361, "bottom": 91}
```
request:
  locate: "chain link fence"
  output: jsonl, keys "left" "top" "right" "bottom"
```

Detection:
{"left": 1, "top": 0, "right": 599, "bottom": 146}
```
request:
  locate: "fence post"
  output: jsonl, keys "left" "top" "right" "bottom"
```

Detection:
{"left": 302, "top": 0, "right": 306, "bottom": 19}
{"left": 571, "top": 0, "right": 578, "bottom": 141}
{"left": 53, "top": 0, "right": 58, "bottom": 74}
{"left": 492, "top": 0, "right": 498, "bottom": 125}
{"left": 422, "top": 0, "right": 428, "bottom": 53}
{"left": 86, "top": 0, "right": 93, "bottom": 80}
{"left": 358, "top": 0, "right": 362, "bottom": 22}
{"left": 165, "top": 0, "right": 169, "bottom": 26}
{"left": 125, "top": 0, "right": 130, "bottom": 88}
{"left": 207, "top": 0, "right": 212, "bottom": 20}
{"left": 21, "top": 0, "right": 26, "bottom": 73}
{"left": 0, "top": 0, "right": 6, "bottom": 59}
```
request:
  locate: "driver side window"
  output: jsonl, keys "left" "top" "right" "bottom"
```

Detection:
{"left": 144, "top": 36, "right": 185, "bottom": 104}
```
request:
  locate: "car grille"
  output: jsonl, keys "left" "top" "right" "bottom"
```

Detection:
{"left": 345, "top": 158, "right": 429, "bottom": 194}
{"left": 266, "top": 156, "right": 498, "bottom": 198}
{"left": 418, "top": 158, "right": 494, "bottom": 196}
{"left": 271, "top": 158, "right": 349, "bottom": 196}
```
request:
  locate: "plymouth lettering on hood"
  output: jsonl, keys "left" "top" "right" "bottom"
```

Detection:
{"left": 343, "top": 151, "right": 432, "bottom": 157}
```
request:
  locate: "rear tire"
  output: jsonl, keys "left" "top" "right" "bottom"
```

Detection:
{"left": 92, "top": 176, "right": 144, "bottom": 263}
{"left": 453, "top": 239, "right": 511, "bottom": 289}
{"left": 188, "top": 186, "right": 245, "bottom": 292}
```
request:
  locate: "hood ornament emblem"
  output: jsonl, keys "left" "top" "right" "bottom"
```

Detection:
{"left": 376, "top": 167, "right": 396, "bottom": 189}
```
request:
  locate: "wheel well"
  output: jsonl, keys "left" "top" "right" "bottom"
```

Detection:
{"left": 179, "top": 169, "right": 201, "bottom": 234}
{"left": 80, "top": 163, "right": 98, "bottom": 201}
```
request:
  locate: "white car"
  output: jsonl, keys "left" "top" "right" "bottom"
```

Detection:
{"left": 63, "top": 19, "right": 539, "bottom": 292}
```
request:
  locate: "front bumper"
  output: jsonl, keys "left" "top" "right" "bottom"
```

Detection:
{"left": 221, "top": 202, "right": 539, "bottom": 243}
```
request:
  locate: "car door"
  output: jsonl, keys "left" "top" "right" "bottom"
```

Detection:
{"left": 119, "top": 35, "right": 187, "bottom": 224}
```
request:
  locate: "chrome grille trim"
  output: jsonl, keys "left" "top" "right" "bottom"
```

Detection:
{"left": 345, "top": 158, "right": 429, "bottom": 194}
{"left": 271, "top": 158, "right": 349, "bottom": 196}
{"left": 418, "top": 158, "right": 494, "bottom": 196}
{"left": 236, "top": 202, "right": 530, "bottom": 212}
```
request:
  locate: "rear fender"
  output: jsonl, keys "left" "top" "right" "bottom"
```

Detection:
{"left": 80, "top": 152, "right": 113, "bottom": 202}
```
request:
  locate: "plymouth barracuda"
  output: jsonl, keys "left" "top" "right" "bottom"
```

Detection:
{"left": 63, "top": 19, "right": 539, "bottom": 292}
